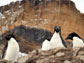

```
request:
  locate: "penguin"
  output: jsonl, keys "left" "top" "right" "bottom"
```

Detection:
{"left": 65, "top": 32, "right": 84, "bottom": 48}
{"left": 41, "top": 37, "right": 51, "bottom": 51}
{"left": 50, "top": 26, "right": 67, "bottom": 49}
{"left": 2, "top": 34, "right": 19, "bottom": 61}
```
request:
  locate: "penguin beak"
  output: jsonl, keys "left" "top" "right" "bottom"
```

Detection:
{"left": 56, "top": 30, "right": 60, "bottom": 33}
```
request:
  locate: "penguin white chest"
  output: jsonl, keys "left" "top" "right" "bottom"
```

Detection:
{"left": 73, "top": 37, "right": 84, "bottom": 48}
{"left": 41, "top": 40, "right": 51, "bottom": 51}
{"left": 4, "top": 38, "right": 19, "bottom": 61}
{"left": 50, "top": 32, "right": 65, "bottom": 48}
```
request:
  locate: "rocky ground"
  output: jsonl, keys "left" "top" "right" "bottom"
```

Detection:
{"left": 1, "top": 47, "right": 84, "bottom": 63}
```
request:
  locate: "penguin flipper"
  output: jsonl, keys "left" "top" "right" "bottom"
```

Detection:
{"left": 2, "top": 43, "right": 8, "bottom": 58}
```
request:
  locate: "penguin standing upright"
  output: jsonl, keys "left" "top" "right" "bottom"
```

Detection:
{"left": 41, "top": 37, "right": 51, "bottom": 51}
{"left": 50, "top": 26, "right": 67, "bottom": 49}
{"left": 2, "top": 34, "right": 19, "bottom": 61}
{"left": 66, "top": 32, "right": 84, "bottom": 48}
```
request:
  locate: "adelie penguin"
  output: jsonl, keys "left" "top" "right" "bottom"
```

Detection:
{"left": 50, "top": 26, "right": 67, "bottom": 49}
{"left": 41, "top": 37, "right": 51, "bottom": 51}
{"left": 2, "top": 34, "right": 19, "bottom": 61}
{"left": 66, "top": 32, "right": 84, "bottom": 48}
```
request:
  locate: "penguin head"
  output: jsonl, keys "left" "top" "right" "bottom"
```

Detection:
{"left": 6, "top": 34, "right": 15, "bottom": 40}
{"left": 45, "top": 36, "right": 51, "bottom": 41}
{"left": 54, "top": 26, "right": 61, "bottom": 33}
{"left": 46, "top": 37, "right": 51, "bottom": 41}
{"left": 65, "top": 32, "right": 81, "bottom": 40}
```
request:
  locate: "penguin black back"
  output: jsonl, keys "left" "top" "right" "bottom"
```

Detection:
{"left": 5, "top": 34, "right": 15, "bottom": 40}
{"left": 66, "top": 32, "right": 82, "bottom": 40}
{"left": 2, "top": 43, "right": 8, "bottom": 58}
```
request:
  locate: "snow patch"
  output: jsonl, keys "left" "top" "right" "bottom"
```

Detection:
{"left": 71, "top": 0, "right": 84, "bottom": 14}
{"left": 0, "top": 0, "right": 22, "bottom": 7}
{"left": 0, "top": 12, "right": 5, "bottom": 19}
{"left": 18, "top": 52, "right": 28, "bottom": 58}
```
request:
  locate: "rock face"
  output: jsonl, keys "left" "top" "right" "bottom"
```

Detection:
{"left": 0, "top": 0, "right": 84, "bottom": 39}
{"left": 0, "top": 25, "right": 52, "bottom": 44}
{"left": 13, "top": 25, "right": 52, "bottom": 44}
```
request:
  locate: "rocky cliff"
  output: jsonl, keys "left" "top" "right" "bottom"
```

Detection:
{"left": 0, "top": 0, "right": 84, "bottom": 63}
{"left": 0, "top": 0, "right": 84, "bottom": 39}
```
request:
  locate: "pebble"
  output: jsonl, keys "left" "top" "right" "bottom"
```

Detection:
{"left": 56, "top": 52, "right": 65, "bottom": 57}
{"left": 64, "top": 60, "right": 72, "bottom": 63}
